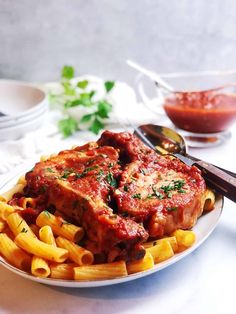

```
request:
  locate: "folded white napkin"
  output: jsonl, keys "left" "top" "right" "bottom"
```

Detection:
{"left": 0, "top": 77, "right": 159, "bottom": 175}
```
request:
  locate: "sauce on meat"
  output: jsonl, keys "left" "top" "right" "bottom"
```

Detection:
{"left": 164, "top": 91, "right": 236, "bottom": 133}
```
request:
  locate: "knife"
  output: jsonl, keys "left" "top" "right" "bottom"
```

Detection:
{"left": 134, "top": 128, "right": 236, "bottom": 203}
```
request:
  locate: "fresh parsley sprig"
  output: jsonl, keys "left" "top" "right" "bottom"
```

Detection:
{"left": 49, "top": 65, "right": 115, "bottom": 137}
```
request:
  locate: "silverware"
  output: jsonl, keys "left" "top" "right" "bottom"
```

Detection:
{"left": 134, "top": 124, "right": 236, "bottom": 202}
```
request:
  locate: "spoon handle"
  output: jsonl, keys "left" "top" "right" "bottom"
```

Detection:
{"left": 194, "top": 160, "right": 236, "bottom": 202}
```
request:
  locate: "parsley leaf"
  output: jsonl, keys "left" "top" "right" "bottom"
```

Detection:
{"left": 97, "top": 101, "right": 112, "bottom": 118}
{"left": 61, "top": 65, "right": 74, "bottom": 79}
{"left": 48, "top": 66, "right": 116, "bottom": 136}
{"left": 89, "top": 118, "right": 104, "bottom": 134}
{"left": 104, "top": 81, "right": 115, "bottom": 93}
{"left": 167, "top": 207, "right": 178, "bottom": 211}
{"left": 58, "top": 117, "right": 78, "bottom": 138}
{"left": 80, "top": 114, "right": 93, "bottom": 123}
{"left": 77, "top": 80, "right": 89, "bottom": 89}
{"left": 132, "top": 193, "right": 142, "bottom": 199}
{"left": 105, "top": 172, "right": 117, "bottom": 187}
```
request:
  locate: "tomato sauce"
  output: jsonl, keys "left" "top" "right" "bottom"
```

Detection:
{"left": 163, "top": 91, "right": 236, "bottom": 133}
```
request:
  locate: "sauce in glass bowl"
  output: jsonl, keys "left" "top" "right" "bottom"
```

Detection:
{"left": 163, "top": 89, "right": 236, "bottom": 133}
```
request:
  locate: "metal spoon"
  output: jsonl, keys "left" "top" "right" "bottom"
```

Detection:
{"left": 134, "top": 124, "right": 236, "bottom": 202}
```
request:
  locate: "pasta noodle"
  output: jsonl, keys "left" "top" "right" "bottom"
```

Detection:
{"left": 146, "top": 239, "right": 174, "bottom": 263}
{"left": 21, "top": 197, "right": 36, "bottom": 209}
{"left": 172, "top": 229, "right": 196, "bottom": 252}
{"left": 31, "top": 256, "right": 51, "bottom": 278}
{"left": 39, "top": 225, "right": 56, "bottom": 246}
{"left": 56, "top": 236, "right": 94, "bottom": 266}
{"left": 50, "top": 263, "right": 76, "bottom": 280}
{"left": 15, "top": 233, "right": 69, "bottom": 263}
{"left": 6, "top": 212, "right": 36, "bottom": 238}
{"left": 0, "top": 233, "right": 31, "bottom": 271}
{"left": 126, "top": 251, "right": 154, "bottom": 275}
{"left": 0, "top": 219, "right": 6, "bottom": 232}
{"left": 74, "top": 261, "right": 127, "bottom": 280}
{"left": 0, "top": 201, "right": 15, "bottom": 220}
{"left": 204, "top": 189, "right": 216, "bottom": 212}
{"left": 143, "top": 236, "right": 178, "bottom": 253}
{"left": 36, "top": 211, "right": 84, "bottom": 243}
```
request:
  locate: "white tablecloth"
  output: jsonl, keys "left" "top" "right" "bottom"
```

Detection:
{"left": 0, "top": 123, "right": 235, "bottom": 314}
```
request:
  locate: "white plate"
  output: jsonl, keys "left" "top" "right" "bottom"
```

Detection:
{"left": 0, "top": 166, "right": 223, "bottom": 288}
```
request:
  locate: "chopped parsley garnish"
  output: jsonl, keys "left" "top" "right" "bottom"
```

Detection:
{"left": 17, "top": 220, "right": 23, "bottom": 229}
{"left": 167, "top": 192, "right": 172, "bottom": 198}
{"left": 146, "top": 186, "right": 164, "bottom": 200}
{"left": 75, "top": 166, "right": 99, "bottom": 179}
{"left": 132, "top": 193, "right": 142, "bottom": 199}
{"left": 166, "top": 207, "right": 178, "bottom": 212}
{"left": 21, "top": 227, "right": 28, "bottom": 233}
{"left": 43, "top": 210, "right": 51, "bottom": 218}
{"left": 161, "top": 180, "right": 186, "bottom": 197}
{"left": 61, "top": 170, "right": 72, "bottom": 178}
{"left": 96, "top": 169, "right": 104, "bottom": 181}
{"left": 123, "top": 185, "right": 129, "bottom": 192}
{"left": 152, "top": 186, "right": 164, "bottom": 199}
{"left": 140, "top": 169, "right": 147, "bottom": 175}
{"left": 46, "top": 167, "right": 55, "bottom": 173}
{"left": 105, "top": 172, "right": 117, "bottom": 187}
{"left": 60, "top": 221, "right": 71, "bottom": 227}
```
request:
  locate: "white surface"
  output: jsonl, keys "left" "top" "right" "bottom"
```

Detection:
{"left": 0, "top": 103, "right": 236, "bottom": 313}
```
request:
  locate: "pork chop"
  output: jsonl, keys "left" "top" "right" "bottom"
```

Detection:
{"left": 25, "top": 142, "right": 148, "bottom": 261}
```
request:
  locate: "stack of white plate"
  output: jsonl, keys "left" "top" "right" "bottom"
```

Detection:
{"left": 0, "top": 80, "right": 48, "bottom": 141}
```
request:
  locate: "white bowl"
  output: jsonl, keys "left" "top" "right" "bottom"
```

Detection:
{"left": 0, "top": 80, "right": 48, "bottom": 122}
{"left": 0, "top": 109, "right": 47, "bottom": 141}
{"left": 0, "top": 105, "right": 48, "bottom": 129}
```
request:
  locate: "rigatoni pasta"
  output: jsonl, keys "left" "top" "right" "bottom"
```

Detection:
{"left": 0, "top": 219, "right": 6, "bottom": 232}
{"left": 74, "top": 261, "right": 127, "bottom": 281}
{"left": 56, "top": 236, "right": 94, "bottom": 266}
{"left": 36, "top": 211, "right": 84, "bottom": 243}
{"left": 0, "top": 233, "right": 31, "bottom": 271}
{"left": 0, "top": 201, "right": 15, "bottom": 220}
{"left": 6, "top": 212, "right": 36, "bottom": 238}
{"left": 126, "top": 252, "right": 154, "bottom": 275}
{"left": 146, "top": 239, "right": 174, "bottom": 263}
{"left": 15, "top": 233, "right": 69, "bottom": 263}
{"left": 50, "top": 263, "right": 75, "bottom": 280}
{"left": 31, "top": 256, "right": 51, "bottom": 278}
{"left": 39, "top": 225, "right": 56, "bottom": 246}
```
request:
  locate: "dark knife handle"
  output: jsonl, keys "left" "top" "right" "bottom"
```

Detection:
{"left": 185, "top": 153, "right": 236, "bottom": 178}
{"left": 194, "top": 160, "right": 236, "bottom": 203}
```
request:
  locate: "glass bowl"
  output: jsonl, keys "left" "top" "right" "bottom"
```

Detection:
{"left": 137, "top": 70, "right": 236, "bottom": 147}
